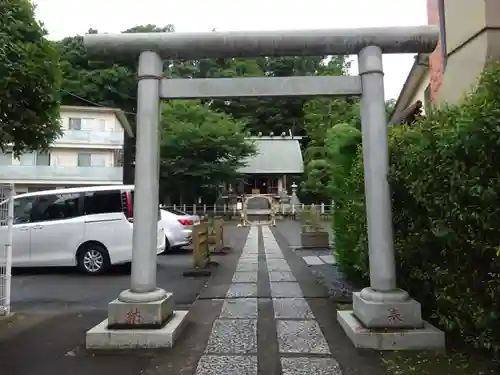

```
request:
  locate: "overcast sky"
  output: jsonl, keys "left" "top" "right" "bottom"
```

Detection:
{"left": 33, "top": 0, "right": 428, "bottom": 101}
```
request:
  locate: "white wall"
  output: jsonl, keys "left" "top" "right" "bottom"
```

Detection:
{"left": 0, "top": 106, "right": 125, "bottom": 186}
{"left": 10, "top": 149, "right": 116, "bottom": 167}
{"left": 50, "top": 149, "right": 115, "bottom": 167}
{"left": 412, "top": 71, "right": 431, "bottom": 114}
{"left": 59, "top": 109, "right": 122, "bottom": 133}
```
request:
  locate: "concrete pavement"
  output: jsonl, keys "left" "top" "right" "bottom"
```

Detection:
{"left": 0, "top": 224, "right": 388, "bottom": 374}
{"left": 0, "top": 223, "right": 249, "bottom": 375}
{"left": 145, "top": 225, "right": 388, "bottom": 375}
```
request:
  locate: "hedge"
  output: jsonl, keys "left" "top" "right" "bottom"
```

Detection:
{"left": 334, "top": 63, "right": 500, "bottom": 356}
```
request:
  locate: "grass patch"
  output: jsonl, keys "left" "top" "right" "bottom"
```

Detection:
{"left": 381, "top": 347, "right": 499, "bottom": 375}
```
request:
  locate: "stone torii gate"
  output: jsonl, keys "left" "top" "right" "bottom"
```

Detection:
{"left": 83, "top": 26, "right": 444, "bottom": 350}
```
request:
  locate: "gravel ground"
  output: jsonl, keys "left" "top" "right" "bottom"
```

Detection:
{"left": 294, "top": 248, "right": 359, "bottom": 303}
{"left": 274, "top": 219, "right": 358, "bottom": 303}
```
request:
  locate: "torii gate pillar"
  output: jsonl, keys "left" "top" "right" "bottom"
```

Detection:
{"left": 83, "top": 25, "right": 444, "bottom": 351}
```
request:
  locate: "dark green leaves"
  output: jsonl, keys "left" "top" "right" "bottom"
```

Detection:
{"left": 335, "top": 62, "right": 500, "bottom": 358}
{"left": 0, "top": 0, "right": 62, "bottom": 155}
{"left": 159, "top": 100, "right": 256, "bottom": 203}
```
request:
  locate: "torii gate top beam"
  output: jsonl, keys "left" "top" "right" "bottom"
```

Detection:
{"left": 83, "top": 26, "right": 439, "bottom": 59}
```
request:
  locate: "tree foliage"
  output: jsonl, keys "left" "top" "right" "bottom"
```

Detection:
{"left": 54, "top": 24, "right": 373, "bottom": 202}
{"left": 159, "top": 101, "right": 256, "bottom": 203}
{"left": 335, "top": 63, "right": 500, "bottom": 357}
{"left": 0, "top": 0, "right": 62, "bottom": 155}
{"left": 299, "top": 56, "right": 360, "bottom": 202}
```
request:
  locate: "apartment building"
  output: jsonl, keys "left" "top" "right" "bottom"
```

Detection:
{"left": 0, "top": 106, "right": 133, "bottom": 194}
{"left": 390, "top": 0, "right": 500, "bottom": 123}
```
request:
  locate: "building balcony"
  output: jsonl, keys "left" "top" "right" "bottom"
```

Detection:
{"left": 55, "top": 130, "right": 124, "bottom": 147}
{"left": 0, "top": 165, "right": 123, "bottom": 184}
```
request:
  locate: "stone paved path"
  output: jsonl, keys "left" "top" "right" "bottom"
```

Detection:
{"left": 302, "top": 254, "right": 337, "bottom": 266}
{"left": 193, "top": 226, "right": 342, "bottom": 375}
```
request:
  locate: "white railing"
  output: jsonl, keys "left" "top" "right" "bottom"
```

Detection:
{"left": 0, "top": 184, "right": 14, "bottom": 316}
{"left": 0, "top": 165, "right": 123, "bottom": 183}
{"left": 57, "top": 130, "right": 124, "bottom": 146}
{"left": 161, "top": 202, "right": 334, "bottom": 219}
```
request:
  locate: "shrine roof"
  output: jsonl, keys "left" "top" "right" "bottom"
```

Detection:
{"left": 238, "top": 136, "right": 304, "bottom": 174}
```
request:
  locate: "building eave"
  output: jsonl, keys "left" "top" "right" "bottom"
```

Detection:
{"left": 389, "top": 54, "right": 429, "bottom": 125}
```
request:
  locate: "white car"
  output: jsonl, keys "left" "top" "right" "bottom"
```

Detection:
{"left": 159, "top": 207, "right": 200, "bottom": 252}
{"left": 0, "top": 185, "right": 165, "bottom": 275}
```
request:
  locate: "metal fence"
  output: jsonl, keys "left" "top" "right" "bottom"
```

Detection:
{"left": 0, "top": 184, "right": 14, "bottom": 316}
{"left": 161, "top": 203, "right": 334, "bottom": 220}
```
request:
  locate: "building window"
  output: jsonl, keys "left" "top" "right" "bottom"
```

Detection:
{"left": 35, "top": 151, "right": 50, "bottom": 166}
{"left": 78, "top": 152, "right": 91, "bottom": 167}
{"left": 81, "top": 118, "right": 96, "bottom": 131}
{"left": 91, "top": 153, "right": 107, "bottom": 167}
{"left": 18, "top": 153, "right": 35, "bottom": 166}
{"left": 78, "top": 152, "right": 106, "bottom": 167}
{"left": 98, "top": 119, "right": 106, "bottom": 131}
{"left": 268, "top": 178, "right": 278, "bottom": 195}
{"left": 113, "top": 149, "right": 124, "bottom": 167}
{"left": 69, "top": 118, "right": 82, "bottom": 130}
{"left": 0, "top": 152, "right": 12, "bottom": 166}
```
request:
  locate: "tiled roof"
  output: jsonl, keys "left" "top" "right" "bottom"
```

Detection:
{"left": 238, "top": 136, "right": 304, "bottom": 174}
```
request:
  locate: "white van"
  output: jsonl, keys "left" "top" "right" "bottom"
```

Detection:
{"left": 0, "top": 185, "right": 165, "bottom": 275}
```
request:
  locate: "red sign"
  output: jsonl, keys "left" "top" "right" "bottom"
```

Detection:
{"left": 387, "top": 307, "right": 403, "bottom": 324}
{"left": 125, "top": 308, "right": 141, "bottom": 325}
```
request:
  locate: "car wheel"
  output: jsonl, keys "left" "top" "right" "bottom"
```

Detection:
{"left": 162, "top": 236, "right": 171, "bottom": 254}
{"left": 77, "top": 244, "right": 110, "bottom": 275}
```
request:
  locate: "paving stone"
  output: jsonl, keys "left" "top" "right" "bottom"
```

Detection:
{"left": 195, "top": 355, "right": 258, "bottom": 375}
{"left": 266, "top": 259, "right": 291, "bottom": 271}
{"left": 267, "top": 259, "right": 288, "bottom": 266}
{"left": 240, "top": 254, "right": 259, "bottom": 259}
{"left": 236, "top": 262, "right": 259, "bottom": 271}
{"left": 242, "top": 250, "right": 259, "bottom": 255}
{"left": 205, "top": 319, "right": 257, "bottom": 354}
{"left": 270, "top": 282, "right": 303, "bottom": 298}
{"left": 265, "top": 253, "right": 284, "bottom": 259}
{"left": 319, "top": 255, "right": 337, "bottom": 265}
{"left": 243, "top": 246, "right": 259, "bottom": 252}
{"left": 302, "top": 256, "right": 324, "bottom": 266}
{"left": 268, "top": 271, "right": 296, "bottom": 282}
{"left": 265, "top": 247, "right": 280, "bottom": 251}
{"left": 280, "top": 357, "right": 342, "bottom": 375}
{"left": 273, "top": 298, "right": 314, "bottom": 319}
{"left": 238, "top": 258, "right": 259, "bottom": 264}
{"left": 265, "top": 250, "right": 283, "bottom": 254}
{"left": 276, "top": 320, "right": 331, "bottom": 354}
{"left": 232, "top": 272, "right": 258, "bottom": 283}
{"left": 220, "top": 298, "right": 258, "bottom": 319}
{"left": 226, "top": 283, "right": 258, "bottom": 298}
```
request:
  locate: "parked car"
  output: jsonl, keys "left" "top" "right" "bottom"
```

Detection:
{"left": 159, "top": 207, "right": 200, "bottom": 252}
{"left": 0, "top": 185, "right": 165, "bottom": 275}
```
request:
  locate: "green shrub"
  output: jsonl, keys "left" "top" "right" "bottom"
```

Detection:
{"left": 335, "top": 63, "right": 500, "bottom": 357}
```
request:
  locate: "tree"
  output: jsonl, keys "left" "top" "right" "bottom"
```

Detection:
{"left": 55, "top": 24, "right": 176, "bottom": 183}
{"left": 0, "top": 0, "right": 62, "bottom": 155}
{"left": 299, "top": 56, "right": 357, "bottom": 202}
{"left": 54, "top": 25, "right": 359, "bottom": 202}
{"left": 159, "top": 100, "right": 256, "bottom": 204}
